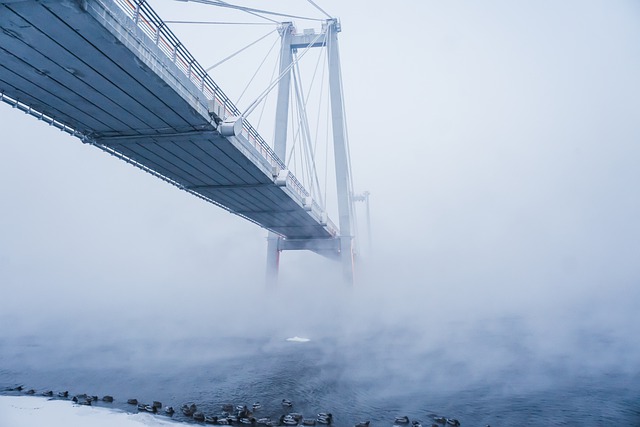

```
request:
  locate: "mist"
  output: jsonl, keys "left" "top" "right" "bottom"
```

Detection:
{"left": 1, "top": 0, "right": 639, "bottom": 417}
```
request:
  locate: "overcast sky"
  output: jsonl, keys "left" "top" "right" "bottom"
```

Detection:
{"left": 1, "top": 0, "right": 639, "bottom": 363}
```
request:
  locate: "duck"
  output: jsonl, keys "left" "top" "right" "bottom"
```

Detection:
{"left": 57, "top": 391, "right": 69, "bottom": 398}
{"left": 446, "top": 419, "right": 460, "bottom": 426}
{"left": 152, "top": 401, "right": 162, "bottom": 409}
{"left": 282, "top": 414, "right": 298, "bottom": 425}
{"left": 42, "top": 390, "right": 54, "bottom": 397}
{"left": 316, "top": 413, "right": 332, "bottom": 424}
{"left": 182, "top": 403, "right": 197, "bottom": 416}
{"left": 282, "top": 398, "right": 293, "bottom": 407}
{"left": 252, "top": 402, "right": 262, "bottom": 411}
{"left": 204, "top": 415, "right": 218, "bottom": 424}
{"left": 25, "top": 389, "right": 35, "bottom": 395}
{"left": 354, "top": 422, "right": 370, "bottom": 427}
{"left": 395, "top": 416, "right": 410, "bottom": 424}
{"left": 137, "top": 403, "right": 147, "bottom": 411}
{"left": 165, "top": 406, "right": 175, "bottom": 415}
{"left": 239, "top": 417, "right": 255, "bottom": 424}
{"left": 289, "top": 413, "right": 303, "bottom": 422}
{"left": 222, "top": 404, "right": 234, "bottom": 412}
{"left": 237, "top": 405, "right": 251, "bottom": 418}
{"left": 316, "top": 413, "right": 332, "bottom": 425}
{"left": 145, "top": 405, "right": 158, "bottom": 413}
{"left": 102, "top": 396, "right": 114, "bottom": 403}
{"left": 217, "top": 418, "right": 231, "bottom": 425}
{"left": 72, "top": 395, "right": 92, "bottom": 406}
{"left": 127, "top": 398, "right": 138, "bottom": 405}
{"left": 412, "top": 421, "right": 422, "bottom": 427}
{"left": 433, "top": 417, "right": 447, "bottom": 425}
{"left": 302, "top": 419, "right": 316, "bottom": 426}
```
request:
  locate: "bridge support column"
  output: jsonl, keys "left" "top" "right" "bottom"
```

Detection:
{"left": 265, "top": 22, "right": 293, "bottom": 289}
{"left": 264, "top": 19, "right": 356, "bottom": 287}
{"left": 265, "top": 232, "right": 281, "bottom": 289}
{"left": 327, "top": 19, "right": 355, "bottom": 284}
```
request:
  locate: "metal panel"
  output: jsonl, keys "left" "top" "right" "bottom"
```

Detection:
{"left": 0, "top": 6, "right": 162, "bottom": 131}
{"left": 0, "top": 65, "right": 114, "bottom": 132}
{"left": 13, "top": 0, "right": 202, "bottom": 130}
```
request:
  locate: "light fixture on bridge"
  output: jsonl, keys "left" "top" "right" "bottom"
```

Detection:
{"left": 219, "top": 116, "right": 243, "bottom": 137}
{"left": 303, "top": 196, "right": 313, "bottom": 211}
{"left": 274, "top": 169, "right": 289, "bottom": 186}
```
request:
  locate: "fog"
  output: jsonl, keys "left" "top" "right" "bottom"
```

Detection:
{"left": 1, "top": 0, "right": 639, "bottom": 401}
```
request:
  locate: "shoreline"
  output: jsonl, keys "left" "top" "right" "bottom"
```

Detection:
{"left": 0, "top": 395, "right": 183, "bottom": 427}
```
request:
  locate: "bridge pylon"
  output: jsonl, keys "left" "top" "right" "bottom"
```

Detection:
{"left": 265, "top": 19, "right": 356, "bottom": 287}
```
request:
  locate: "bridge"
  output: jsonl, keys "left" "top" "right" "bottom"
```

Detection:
{"left": 0, "top": 0, "right": 357, "bottom": 283}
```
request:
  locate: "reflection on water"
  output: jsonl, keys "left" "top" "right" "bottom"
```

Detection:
{"left": 1, "top": 318, "right": 639, "bottom": 426}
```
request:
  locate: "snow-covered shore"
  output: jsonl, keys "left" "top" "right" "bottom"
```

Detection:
{"left": 0, "top": 396, "right": 182, "bottom": 427}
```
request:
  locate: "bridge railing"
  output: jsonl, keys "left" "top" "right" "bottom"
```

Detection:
{"left": 112, "top": 0, "right": 336, "bottom": 236}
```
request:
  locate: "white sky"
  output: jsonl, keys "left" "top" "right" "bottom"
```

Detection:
{"left": 1, "top": 0, "right": 639, "bottom": 357}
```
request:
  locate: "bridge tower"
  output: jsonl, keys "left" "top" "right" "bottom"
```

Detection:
{"left": 266, "top": 19, "right": 355, "bottom": 287}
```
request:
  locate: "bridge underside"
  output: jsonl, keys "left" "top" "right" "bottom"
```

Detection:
{"left": 0, "top": 0, "right": 338, "bottom": 246}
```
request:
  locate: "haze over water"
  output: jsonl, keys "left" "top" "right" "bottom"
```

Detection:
{"left": 2, "top": 0, "right": 640, "bottom": 425}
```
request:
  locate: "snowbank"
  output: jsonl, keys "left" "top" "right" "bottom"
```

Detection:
{"left": 0, "top": 396, "right": 182, "bottom": 427}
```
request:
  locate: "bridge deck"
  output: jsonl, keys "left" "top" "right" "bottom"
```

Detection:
{"left": 0, "top": 0, "right": 337, "bottom": 241}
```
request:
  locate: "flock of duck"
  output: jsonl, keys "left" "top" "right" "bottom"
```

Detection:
{"left": 4, "top": 385, "right": 467, "bottom": 427}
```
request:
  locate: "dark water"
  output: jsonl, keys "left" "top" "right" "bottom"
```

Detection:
{"left": 1, "top": 318, "right": 639, "bottom": 427}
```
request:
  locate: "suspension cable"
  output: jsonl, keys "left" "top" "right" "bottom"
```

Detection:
{"left": 307, "top": 47, "right": 326, "bottom": 158}
{"left": 293, "top": 56, "right": 323, "bottom": 207}
{"left": 312, "top": 48, "right": 328, "bottom": 210}
{"left": 205, "top": 29, "right": 276, "bottom": 72}
{"left": 236, "top": 33, "right": 280, "bottom": 106}
{"left": 257, "top": 52, "right": 279, "bottom": 131}
{"left": 242, "top": 30, "right": 324, "bottom": 119}
{"left": 292, "top": 65, "right": 312, "bottom": 195}
{"left": 305, "top": 0, "right": 332, "bottom": 19}
{"left": 164, "top": 20, "right": 275, "bottom": 25}
{"left": 175, "top": 0, "right": 324, "bottom": 22}
{"left": 286, "top": 86, "right": 301, "bottom": 169}
{"left": 323, "top": 85, "right": 330, "bottom": 209}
